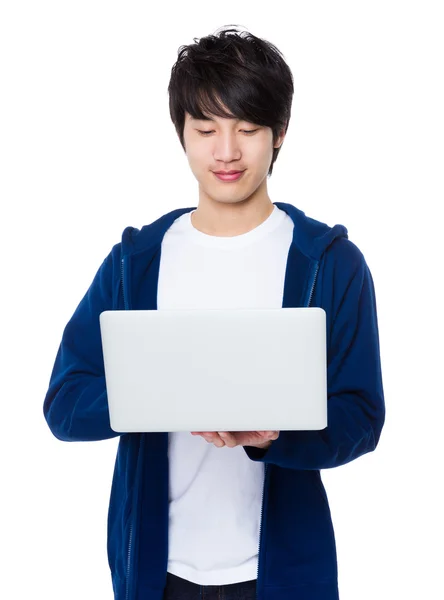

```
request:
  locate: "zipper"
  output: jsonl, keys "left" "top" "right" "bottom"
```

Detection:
{"left": 121, "top": 257, "right": 129, "bottom": 310}
{"left": 255, "top": 260, "right": 319, "bottom": 599}
{"left": 121, "top": 254, "right": 133, "bottom": 600}
{"left": 125, "top": 524, "right": 133, "bottom": 600}
{"left": 307, "top": 262, "right": 319, "bottom": 308}
{"left": 255, "top": 462, "right": 269, "bottom": 599}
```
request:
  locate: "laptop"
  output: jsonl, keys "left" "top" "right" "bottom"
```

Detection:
{"left": 99, "top": 307, "right": 327, "bottom": 433}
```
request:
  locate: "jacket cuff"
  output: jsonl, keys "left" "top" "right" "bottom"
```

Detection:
{"left": 243, "top": 441, "right": 275, "bottom": 461}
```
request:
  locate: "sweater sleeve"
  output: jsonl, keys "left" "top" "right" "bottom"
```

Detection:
{"left": 243, "top": 248, "right": 386, "bottom": 469}
{"left": 43, "top": 246, "right": 122, "bottom": 442}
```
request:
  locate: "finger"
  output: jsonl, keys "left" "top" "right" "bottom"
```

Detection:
{"left": 260, "top": 431, "right": 278, "bottom": 439}
{"left": 218, "top": 431, "right": 238, "bottom": 447}
{"left": 200, "top": 432, "right": 225, "bottom": 447}
{"left": 211, "top": 433, "right": 225, "bottom": 447}
{"left": 191, "top": 432, "right": 212, "bottom": 439}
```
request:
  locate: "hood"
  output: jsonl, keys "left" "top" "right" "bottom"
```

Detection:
{"left": 120, "top": 202, "right": 348, "bottom": 262}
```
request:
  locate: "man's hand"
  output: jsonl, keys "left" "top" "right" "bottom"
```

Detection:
{"left": 191, "top": 430, "right": 280, "bottom": 449}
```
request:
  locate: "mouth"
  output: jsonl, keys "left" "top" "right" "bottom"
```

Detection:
{"left": 213, "top": 170, "right": 245, "bottom": 182}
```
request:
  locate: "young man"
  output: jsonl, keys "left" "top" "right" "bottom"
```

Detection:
{"left": 43, "top": 26, "right": 385, "bottom": 600}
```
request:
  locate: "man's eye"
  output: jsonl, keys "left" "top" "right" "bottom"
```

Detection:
{"left": 197, "top": 129, "right": 259, "bottom": 136}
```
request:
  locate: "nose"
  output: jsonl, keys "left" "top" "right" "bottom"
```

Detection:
{"left": 213, "top": 133, "right": 242, "bottom": 163}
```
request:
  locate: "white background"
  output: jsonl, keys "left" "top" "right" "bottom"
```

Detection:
{"left": 2, "top": 1, "right": 443, "bottom": 598}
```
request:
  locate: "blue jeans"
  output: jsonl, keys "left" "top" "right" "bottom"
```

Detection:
{"left": 163, "top": 572, "right": 257, "bottom": 600}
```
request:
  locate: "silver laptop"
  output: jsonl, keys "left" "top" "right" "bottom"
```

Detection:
{"left": 99, "top": 308, "right": 327, "bottom": 433}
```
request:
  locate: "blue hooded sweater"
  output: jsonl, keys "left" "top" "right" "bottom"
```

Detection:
{"left": 43, "top": 202, "right": 385, "bottom": 600}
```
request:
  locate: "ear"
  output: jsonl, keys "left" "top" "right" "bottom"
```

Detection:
{"left": 274, "top": 124, "right": 287, "bottom": 149}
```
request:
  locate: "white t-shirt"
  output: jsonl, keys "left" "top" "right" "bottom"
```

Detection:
{"left": 156, "top": 204, "right": 294, "bottom": 585}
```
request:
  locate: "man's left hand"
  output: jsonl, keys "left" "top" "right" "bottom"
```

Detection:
{"left": 191, "top": 430, "right": 280, "bottom": 449}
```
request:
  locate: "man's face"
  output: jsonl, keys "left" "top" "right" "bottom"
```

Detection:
{"left": 182, "top": 110, "right": 284, "bottom": 205}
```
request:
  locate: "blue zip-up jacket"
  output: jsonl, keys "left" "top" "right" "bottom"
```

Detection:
{"left": 43, "top": 202, "right": 385, "bottom": 600}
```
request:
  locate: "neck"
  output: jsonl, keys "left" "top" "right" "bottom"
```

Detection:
{"left": 191, "top": 196, "right": 275, "bottom": 237}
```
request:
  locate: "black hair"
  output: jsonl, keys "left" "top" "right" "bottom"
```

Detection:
{"left": 167, "top": 25, "right": 294, "bottom": 177}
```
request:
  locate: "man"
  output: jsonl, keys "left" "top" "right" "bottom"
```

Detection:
{"left": 43, "top": 26, "right": 385, "bottom": 600}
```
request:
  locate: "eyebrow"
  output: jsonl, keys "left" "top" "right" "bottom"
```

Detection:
{"left": 190, "top": 116, "right": 241, "bottom": 123}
